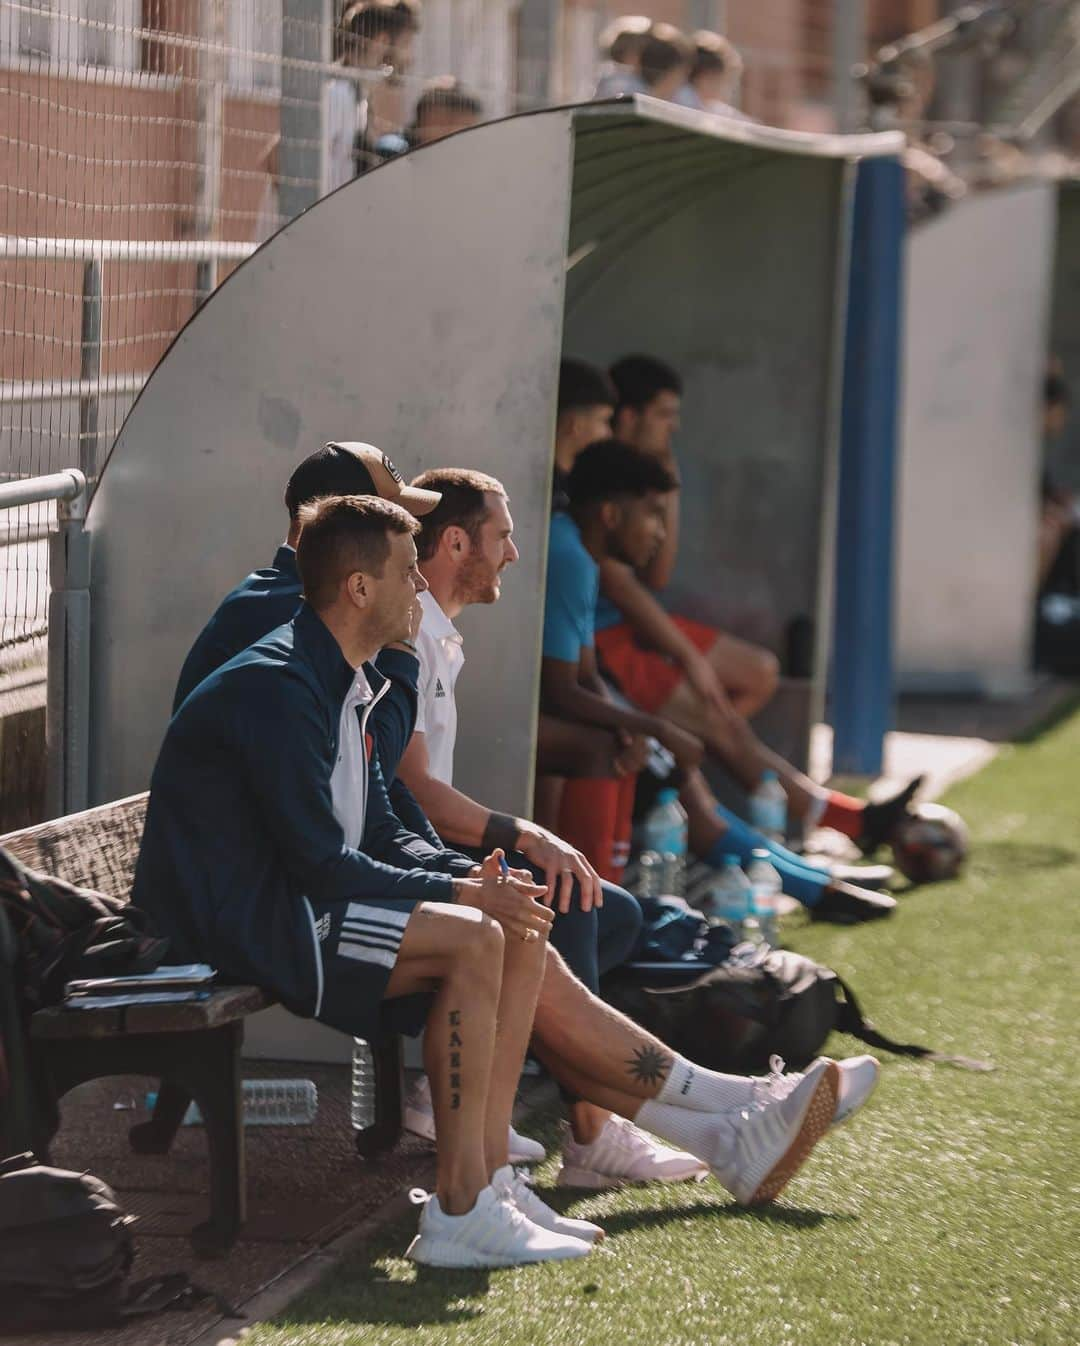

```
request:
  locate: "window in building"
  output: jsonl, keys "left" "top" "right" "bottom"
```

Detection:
{"left": 228, "top": 0, "right": 283, "bottom": 94}
{"left": 1, "top": 0, "right": 139, "bottom": 69}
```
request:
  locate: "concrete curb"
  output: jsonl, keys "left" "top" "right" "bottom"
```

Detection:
{"left": 186, "top": 1169, "right": 433, "bottom": 1346}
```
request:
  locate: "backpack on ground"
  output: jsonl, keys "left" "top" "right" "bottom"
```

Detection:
{"left": 0, "top": 1153, "right": 237, "bottom": 1332}
{"left": 0, "top": 1152, "right": 136, "bottom": 1331}
{"left": 602, "top": 946, "right": 992, "bottom": 1075}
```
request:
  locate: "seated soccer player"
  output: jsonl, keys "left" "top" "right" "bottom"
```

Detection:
{"left": 385, "top": 467, "right": 706, "bottom": 1187}
{"left": 146, "top": 474, "right": 879, "bottom": 1226}
{"left": 602, "top": 353, "right": 919, "bottom": 858}
{"left": 553, "top": 358, "right": 617, "bottom": 510}
{"left": 135, "top": 495, "right": 599, "bottom": 1268}
{"left": 544, "top": 440, "right": 898, "bottom": 924}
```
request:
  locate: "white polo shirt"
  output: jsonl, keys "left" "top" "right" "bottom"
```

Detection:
{"left": 414, "top": 589, "right": 465, "bottom": 786}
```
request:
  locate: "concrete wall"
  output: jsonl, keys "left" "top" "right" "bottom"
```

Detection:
{"left": 895, "top": 182, "right": 1056, "bottom": 697}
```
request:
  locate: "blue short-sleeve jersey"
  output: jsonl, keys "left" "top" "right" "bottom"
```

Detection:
{"left": 543, "top": 512, "right": 599, "bottom": 663}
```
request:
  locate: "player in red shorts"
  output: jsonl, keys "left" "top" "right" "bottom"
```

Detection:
{"left": 598, "top": 354, "right": 919, "bottom": 853}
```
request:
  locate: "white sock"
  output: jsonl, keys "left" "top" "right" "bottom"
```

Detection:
{"left": 636, "top": 1099, "right": 735, "bottom": 1173}
{"left": 658, "top": 1055, "right": 755, "bottom": 1112}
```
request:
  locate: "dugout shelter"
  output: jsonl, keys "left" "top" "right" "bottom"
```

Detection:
{"left": 79, "top": 99, "right": 902, "bottom": 821}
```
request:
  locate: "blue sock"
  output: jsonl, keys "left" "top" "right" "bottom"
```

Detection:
{"left": 705, "top": 805, "right": 830, "bottom": 908}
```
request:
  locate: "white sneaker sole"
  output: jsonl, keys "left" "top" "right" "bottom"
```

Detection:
{"left": 405, "top": 1232, "right": 591, "bottom": 1268}
{"left": 556, "top": 1164, "right": 709, "bottom": 1191}
{"left": 740, "top": 1061, "right": 840, "bottom": 1206}
{"left": 833, "top": 1058, "right": 880, "bottom": 1127}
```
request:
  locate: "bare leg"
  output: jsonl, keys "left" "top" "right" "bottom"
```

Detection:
{"left": 535, "top": 716, "right": 621, "bottom": 832}
{"left": 531, "top": 947, "right": 678, "bottom": 1112}
{"left": 702, "top": 633, "right": 780, "bottom": 719}
{"left": 567, "top": 1099, "right": 612, "bottom": 1144}
{"left": 383, "top": 902, "right": 504, "bottom": 1215}
{"left": 482, "top": 919, "right": 549, "bottom": 1174}
{"left": 679, "top": 766, "right": 731, "bottom": 857}
{"left": 658, "top": 681, "right": 822, "bottom": 823}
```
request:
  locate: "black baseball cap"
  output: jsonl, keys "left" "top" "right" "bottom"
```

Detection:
{"left": 285, "top": 442, "right": 442, "bottom": 520}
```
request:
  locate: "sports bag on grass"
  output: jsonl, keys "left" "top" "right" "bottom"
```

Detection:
{"left": 602, "top": 947, "right": 991, "bottom": 1075}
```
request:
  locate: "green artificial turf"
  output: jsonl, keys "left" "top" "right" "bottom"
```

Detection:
{"left": 253, "top": 705, "right": 1080, "bottom": 1346}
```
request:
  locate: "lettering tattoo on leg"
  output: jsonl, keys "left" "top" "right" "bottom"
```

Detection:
{"left": 449, "top": 1011, "right": 462, "bottom": 1109}
{"left": 625, "top": 1044, "right": 673, "bottom": 1088}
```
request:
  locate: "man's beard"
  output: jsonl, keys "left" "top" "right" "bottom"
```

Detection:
{"left": 456, "top": 551, "right": 500, "bottom": 606}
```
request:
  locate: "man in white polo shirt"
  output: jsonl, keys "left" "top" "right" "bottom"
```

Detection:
{"left": 384, "top": 468, "right": 709, "bottom": 1189}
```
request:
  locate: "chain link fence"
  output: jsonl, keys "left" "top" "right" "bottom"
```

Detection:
{"left": 2, "top": 0, "right": 1079, "bottom": 661}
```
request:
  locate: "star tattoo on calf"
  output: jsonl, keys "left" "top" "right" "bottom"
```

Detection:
{"left": 625, "top": 1044, "right": 672, "bottom": 1088}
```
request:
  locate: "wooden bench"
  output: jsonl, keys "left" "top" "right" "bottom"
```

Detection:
{"left": 1, "top": 793, "right": 403, "bottom": 1256}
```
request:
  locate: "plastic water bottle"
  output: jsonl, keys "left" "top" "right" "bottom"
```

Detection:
{"left": 749, "top": 769, "right": 787, "bottom": 843}
{"left": 640, "top": 788, "right": 688, "bottom": 896}
{"left": 746, "top": 848, "right": 782, "bottom": 948}
{"left": 146, "top": 1079, "right": 318, "bottom": 1126}
{"left": 636, "top": 849, "right": 664, "bottom": 899}
{"left": 700, "top": 854, "right": 758, "bottom": 942}
{"left": 350, "top": 1038, "right": 378, "bottom": 1130}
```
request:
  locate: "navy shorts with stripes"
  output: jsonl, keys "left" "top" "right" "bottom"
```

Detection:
{"left": 311, "top": 897, "right": 433, "bottom": 1044}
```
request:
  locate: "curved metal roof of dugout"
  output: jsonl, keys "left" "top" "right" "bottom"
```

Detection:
{"left": 85, "top": 98, "right": 902, "bottom": 812}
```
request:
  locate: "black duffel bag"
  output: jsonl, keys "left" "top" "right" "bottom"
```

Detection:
{"left": 602, "top": 947, "right": 990, "bottom": 1075}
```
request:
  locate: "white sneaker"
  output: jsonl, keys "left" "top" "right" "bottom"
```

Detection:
{"left": 556, "top": 1114, "right": 709, "bottom": 1190}
{"left": 712, "top": 1057, "right": 839, "bottom": 1206}
{"left": 493, "top": 1164, "right": 605, "bottom": 1243}
{"left": 404, "top": 1075, "right": 547, "bottom": 1164}
{"left": 751, "top": 1054, "right": 880, "bottom": 1127}
{"left": 405, "top": 1183, "right": 593, "bottom": 1268}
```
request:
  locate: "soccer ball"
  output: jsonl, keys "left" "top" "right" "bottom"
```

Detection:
{"left": 890, "top": 803, "right": 969, "bottom": 883}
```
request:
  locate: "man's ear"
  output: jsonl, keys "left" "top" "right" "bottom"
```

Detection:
{"left": 345, "top": 570, "right": 370, "bottom": 609}
{"left": 598, "top": 499, "right": 621, "bottom": 533}
{"left": 442, "top": 524, "right": 469, "bottom": 558}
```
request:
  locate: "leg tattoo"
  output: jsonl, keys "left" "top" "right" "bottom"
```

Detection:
{"left": 625, "top": 1044, "right": 672, "bottom": 1088}
{"left": 449, "top": 1009, "right": 463, "bottom": 1110}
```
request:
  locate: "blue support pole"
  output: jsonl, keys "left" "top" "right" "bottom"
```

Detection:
{"left": 830, "top": 156, "right": 905, "bottom": 776}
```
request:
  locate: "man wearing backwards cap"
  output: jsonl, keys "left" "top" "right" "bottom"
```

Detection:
{"left": 174, "top": 442, "right": 442, "bottom": 710}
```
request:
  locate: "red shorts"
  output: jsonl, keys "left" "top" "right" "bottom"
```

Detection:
{"left": 595, "top": 617, "right": 716, "bottom": 713}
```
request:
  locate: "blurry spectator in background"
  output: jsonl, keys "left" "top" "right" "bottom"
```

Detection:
{"left": 674, "top": 30, "right": 745, "bottom": 117}
{"left": 412, "top": 77, "right": 484, "bottom": 146}
{"left": 372, "top": 78, "right": 484, "bottom": 162}
{"left": 333, "top": 0, "right": 421, "bottom": 178}
{"left": 1036, "top": 368, "right": 1080, "bottom": 675}
{"left": 594, "top": 15, "right": 651, "bottom": 98}
{"left": 638, "top": 24, "right": 693, "bottom": 102}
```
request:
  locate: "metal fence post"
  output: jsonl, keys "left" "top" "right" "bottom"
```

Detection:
{"left": 78, "top": 259, "right": 102, "bottom": 484}
{"left": 45, "top": 473, "right": 90, "bottom": 816}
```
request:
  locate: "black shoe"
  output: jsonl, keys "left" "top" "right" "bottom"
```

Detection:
{"left": 857, "top": 776, "right": 924, "bottom": 855}
{"left": 809, "top": 882, "right": 897, "bottom": 924}
{"left": 829, "top": 862, "right": 895, "bottom": 890}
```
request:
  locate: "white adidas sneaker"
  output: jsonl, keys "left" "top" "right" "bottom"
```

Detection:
{"left": 492, "top": 1165, "right": 605, "bottom": 1243}
{"left": 751, "top": 1054, "right": 880, "bottom": 1128}
{"left": 405, "top": 1184, "right": 593, "bottom": 1268}
{"left": 404, "top": 1075, "right": 546, "bottom": 1164}
{"left": 712, "top": 1057, "right": 839, "bottom": 1206}
{"left": 557, "top": 1114, "right": 709, "bottom": 1190}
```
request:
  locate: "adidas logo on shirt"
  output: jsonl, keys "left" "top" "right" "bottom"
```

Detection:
{"left": 434, "top": 678, "right": 446, "bottom": 699}
{"left": 314, "top": 913, "right": 332, "bottom": 942}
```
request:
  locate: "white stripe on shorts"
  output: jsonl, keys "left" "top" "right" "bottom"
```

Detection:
{"left": 345, "top": 903, "right": 411, "bottom": 929}
{"left": 337, "top": 941, "right": 397, "bottom": 970}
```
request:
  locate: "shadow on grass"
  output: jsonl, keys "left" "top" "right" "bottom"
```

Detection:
{"left": 588, "top": 1199, "right": 856, "bottom": 1238}
{"left": 971, "top": 840, "right": 1077, "bottom": 871}
{"left": 278, "top": 1241, "right": 492, "bottom": 1329}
